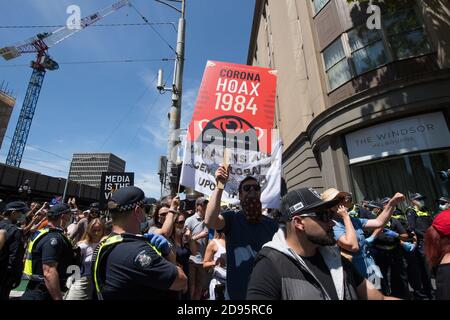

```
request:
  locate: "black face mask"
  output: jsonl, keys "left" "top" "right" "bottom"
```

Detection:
{"left": 241, "top": 196, "right": 262, "bottom": 224}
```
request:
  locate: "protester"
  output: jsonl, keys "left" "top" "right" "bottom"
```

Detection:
{"left": 406, "top": 193, "right": 435, "bottom": 299}
{"left": 0, "top": 201, "right": 27, "bottom": 300}
{"left": 21, "top": 204, "right": 75, "bottom": 300}
{"left": 203, "top": 230, "right": 227, "bottom": 300}
{"left": 148, "top": 196, "right": 180, "bottom": 239}
{"left": 247, "top": 188, "right": 399, "bottom": 300}
{"left": 65, "top": 218, "right": 106, "bottom": 300}
{"left": 424, "top": 209, "right": 450, "bottom": 300}
{"left": 321, "top": 188, "right": 405, "bottom": 289}
{"left": 91, "top": 186, "right": 187, "bottom": 300}
{"left": 68, "top": 202, "right": 101, "bottom": 243}
{"left": 171, "top": 212, "right": 192, "bottom": 300}
{"left": 185, "top": 197, "right": 210, "bottom": 300}
{"left": 205, "top": 166, "right": 278, "bottom": 300}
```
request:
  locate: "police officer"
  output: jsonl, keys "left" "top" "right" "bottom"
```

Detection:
{"left": 367, "top": 201, "right": 410, "bottom": 299}
{"left": 437, "top": 197, "right": 450, "bottom": 214}
{"left": 0, "top": 201, "right": 28, "bottom": 300}
{"left": 406, "top": 193, "right": 434, "bottom": 299}
{"left": 21, "top": 203, "right": 74, "bottom": 300}
{"left": 92, "top": 186, "right": 187, "bottom": 300}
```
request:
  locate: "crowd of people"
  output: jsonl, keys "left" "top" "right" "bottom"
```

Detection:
{"left": 0, "top": 165, "right": 449, "bottom": 300}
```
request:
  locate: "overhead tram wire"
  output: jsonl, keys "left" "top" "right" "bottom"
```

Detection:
{"left": 4, "top": 136, "right": 71, "bottom": 161}
{"left": 129, "top": 2, "right": 177, "bottom": 54}
{"left": 0, "top": 22, "right": 177, "bottom": 32}
{"left": 0, "top": 58, "right": 174, "bottom": 68}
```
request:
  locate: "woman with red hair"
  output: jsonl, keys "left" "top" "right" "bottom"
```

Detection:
{"left": 424, "top": 210, "right": 450, "bottom": 300}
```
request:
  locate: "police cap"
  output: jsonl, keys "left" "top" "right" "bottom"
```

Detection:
{"left": 4, "top": 201, "right": 30, "bottom": 213}
{"left": 410, "top": 193, "right": 426, "bottom": 201}
{"left": 108, "top": 186, "right": 145, "bottom": 213}
{"left": 47, "top": 203, "right": 71, "bottom": 218}
{"left": 367, "top": 201, "right": 383, "bottom": 210}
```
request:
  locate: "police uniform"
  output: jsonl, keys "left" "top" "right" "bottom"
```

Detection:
{"left": 21, "top": 204, "right": 75, "bottom": 300}
{"left": 0, "top": 201, "right": 27, "bottom": 300}
{"left": 92, "top": 186, "right": 179, "bottom": 300}
{"left": 406, "top": 193, "right": 434, "bottom": 299}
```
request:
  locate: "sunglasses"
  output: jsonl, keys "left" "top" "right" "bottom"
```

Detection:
{"left": 242, "top": 184, "right": 261, "bottom": 192}
{"left": 175, "top": 220, "right": 185, "bottom": 225}
{"left": 298, "top": 209, "right": 334, "bottom": 222}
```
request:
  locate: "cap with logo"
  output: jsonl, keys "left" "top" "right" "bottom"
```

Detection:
{"left": 281, "top": 187, "right": 340, "bottom": 221}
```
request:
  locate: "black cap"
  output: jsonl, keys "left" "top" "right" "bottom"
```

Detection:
{"left": 281, "top": 188, "right": 339, "bottom": 221}
{"left": 410, "top": 193, "right": 426, "bottom": 201}
{"left": 4, "top": 201, "right": 30, "bottom": 213}
{"left": 108, "top": 186, "right": 145, "bottom": 213}
{"left": 438, "top": 197, "right": 450, "bottom": 204}
{"left": 47, "top": 203, "right": 70, "bottom": 218}
{"left": 381, "top": 197, "right": 391, "bottom": 205}
{"left": 196, "top": 197, "right": 209, "bottom": 206}
{"left": 89, "top": 202, "right": 101, "bottom": 210}
{"left": 367, "top": 201, "right": 383, "bottom": 210}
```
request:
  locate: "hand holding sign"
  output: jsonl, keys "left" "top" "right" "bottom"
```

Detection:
{"left": 215, "top": 165, "right": 230, "bottom": 189}
{"left": 170, "top": 196, "right": 181, "bottom": 212}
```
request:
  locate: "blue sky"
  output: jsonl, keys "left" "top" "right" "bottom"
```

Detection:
{"left": 0, "top": 0, "right": 255, "bottom": 198}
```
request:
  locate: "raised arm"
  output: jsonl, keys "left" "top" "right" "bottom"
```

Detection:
{"left": 365, "top": 193, "right": 405, "bottom": 229}
{"left": 205, "top": 165, "right": 229, "bottom": 231}
{"left": 335, "top": 205, "right": 359, "bottom": 253}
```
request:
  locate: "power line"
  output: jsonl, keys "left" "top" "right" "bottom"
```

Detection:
{"left": 129, "top": 2, "right": 176, "bottom": 54}
{"left": 4, "top": 135, "right": 71, "bottom": 161}
{"left": 0, "top": 58, "right": 174, "bottom": 68}
{"left": 0, "top": 22, "right": 177, "bottom": 32}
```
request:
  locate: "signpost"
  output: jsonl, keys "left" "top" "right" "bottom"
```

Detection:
{"left": 100, "top": 172, "right": 134, "bottom": 205}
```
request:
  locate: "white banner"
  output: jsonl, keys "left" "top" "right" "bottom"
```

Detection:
{"left": 346, "top": 112, "right": 450, "bottom": 164}
{"left": 180, "top": 140, "right": 282, "bottom": 209}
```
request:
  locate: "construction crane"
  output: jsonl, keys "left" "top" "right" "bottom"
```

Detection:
{"left": 0, "top": 0, "right": 130, "bottom": 167}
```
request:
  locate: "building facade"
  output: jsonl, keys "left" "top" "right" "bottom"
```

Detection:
{"left": 248, "top": 0, "right": 450, "bottom": 209}
{"left": 0, "top": 84, "right": 15, "bottom": 149}
{"left": 68, "top": 153, "right": 125, "bottom": 187}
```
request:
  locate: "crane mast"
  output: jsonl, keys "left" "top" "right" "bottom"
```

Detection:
{"left": 1, "top": 0, "right": 129, "bottom": 167}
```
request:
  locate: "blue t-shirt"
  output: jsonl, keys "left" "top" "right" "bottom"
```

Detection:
{"left": 221, "top": 210, "right": 278, "bottom": 300}
{"left": 333, "top": 217, "right": 372, "bottom": 278}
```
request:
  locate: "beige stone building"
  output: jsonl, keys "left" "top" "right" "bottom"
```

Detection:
{"left": 0, "top": 85, "right": 15, "bottom": 149}
{"left": 247, "top": 0, "right": 450, "bottom": 206}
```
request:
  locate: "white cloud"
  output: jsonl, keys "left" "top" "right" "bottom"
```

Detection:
{"left": 135, "top": 173, "right": 162, "bottom": 198}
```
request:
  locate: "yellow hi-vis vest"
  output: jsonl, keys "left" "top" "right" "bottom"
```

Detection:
{"left": 23, "top": 228, "right": 71, "bottom": 280}
{"left": 414, "top": 208, "right": 431, "bottom": 217}
{"left": 92, "top": 233, "right": 162, "bottom": 300}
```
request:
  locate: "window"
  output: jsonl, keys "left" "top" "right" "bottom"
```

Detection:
{"left": 384, "top": 8, "right": 431, "bottom": 60}
{"left": 348, "top": 25, "right": 388, "bottom": 75}
{"left": 312, "top": 0, "right": 330, "bottom": 15}
{"left": 323, "top": 38, "right": 352, "bottom": 90}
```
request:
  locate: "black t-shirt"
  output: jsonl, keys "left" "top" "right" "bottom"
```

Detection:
{"left": 247, "top": 249, "right": 364, "bottom": 300}
{"left": 302, "top": 252, "right": 339, "bottom": 300}
{"left": 436, "top": 263, "right": 450, "bottom": 300}
{"left": 32, "top": 230, "right": 73, "bottom": 287}
{"left": 101, "top": 238, "right": 178, "bottom": 300}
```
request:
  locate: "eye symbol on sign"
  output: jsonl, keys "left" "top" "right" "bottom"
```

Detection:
{"left": 198, "top": 119, "right": 264, "bottom": 140}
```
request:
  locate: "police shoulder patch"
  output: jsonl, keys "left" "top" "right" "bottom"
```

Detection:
{"left": 134, "top": 250, "right": 152, "bottom": 268}
{"left": 50, "top": 237, "right": 58, "bottom": 246}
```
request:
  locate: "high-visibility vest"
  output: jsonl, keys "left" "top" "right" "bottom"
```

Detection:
{"left": 23, "top": 228, "right": 71, "bottom": 280}
{"left": 415, "top": 208, "right": 431, "bottom": 217}
{"left": 92, "top": 233, "right": 162, "bottom": 300}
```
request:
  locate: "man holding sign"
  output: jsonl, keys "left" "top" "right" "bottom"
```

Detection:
{"left": 205, "top": 166, "right": 278, "bottom": 300}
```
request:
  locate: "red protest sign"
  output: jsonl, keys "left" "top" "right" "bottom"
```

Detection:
{"left": 187, "top": 61, "right": 277, "bottom": 153}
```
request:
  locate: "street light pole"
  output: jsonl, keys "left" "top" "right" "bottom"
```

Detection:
{"left": 166, "top": 0, "right": 185, "bottom": 196}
